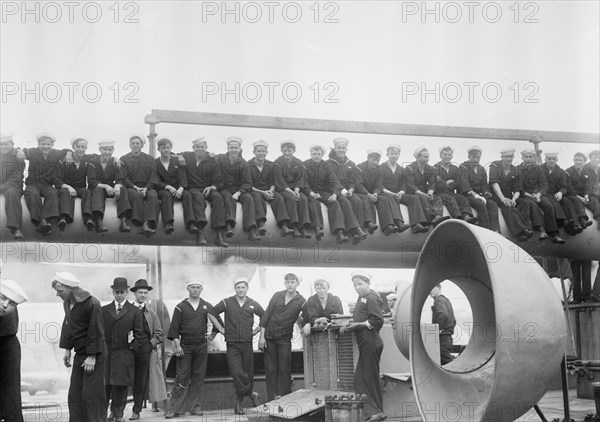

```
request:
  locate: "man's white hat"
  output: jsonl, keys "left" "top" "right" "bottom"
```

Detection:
{"left": 0, "top": 279, "right": 29, "bottom": 304}
{"left": 351, "top": 270, "right": 372, "bottom": 282}
{"left": 192, "top": 137, "right": 207, "bottom": 146}
{"left": 233, "top": 277, "right": 249, "bottom": 287}
{"left": 413, "top": 146, "right": 428, "bottom": 158}
{"left": 187, "top": 278, "right": 204, "bottom": 287}
{"left": 71, "top": 136, "right": 87, "bottom": 148}
{"left": 0, "top": 132, "right": 14, "bottom": 143}
{"left": 36, "top": 132, "right": 56, "bottom": 143}
{"left": 98, "top": 139, "right": 116, "bottom": 148}
{"left": 226, "top": 136, "right": 242, "bottom": 146}
{"left": 129, "top": 134, "right": 146, "bottom": 145}
{"left": 54, "top": 272, "right": 80, "bottom": 287}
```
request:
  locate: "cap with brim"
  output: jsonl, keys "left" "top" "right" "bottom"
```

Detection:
{"left": 280, "top": 140, "right": 296, "bottom": 150}
{"left": 500, "top": 148, "right": 516, "bottom": 155}
{"left": 36, "top": 132, "right": 56, "bottom": 143}
{"left": 351, "top": 270, "right": 372, "bottom": 282}
{"left": 0, "top": 132, "right": 14, "bottom": 143}
{"left": 439, "top": 145, "right": 454, "bottom": 154}
{"left": 226, "top": 136, "right": 242, "bottom": 146}
{"left": 0, "top": 279, "right": 29, "bottom": 304}
{"left": 521, "top": 149, "right": 536, "bottom": 156}
{"left": 413, "top": 146, "right": 428, "bottom": 158}
{"left": 98, "top": 139, "right": 116, "bottom": 148}
{"left": 253, "top": 140, "right": 269, "bottom": 149}
{"left": 192, "top": 137, "right": 207, "bottom": 146}
{"left": 284, "top": 273, "right": 301, "bottom": 282}
{"left": 111, "top": 277, "right": 129, "bottom": 290}
{"left": 187, "top": 278, "right": 204, "bottom": 287}
{"left": 130, "top": 134, "right": 146, "bottom": 145}
{"left": 54, "top": 272, "right": 80, "bottom": 287}
{"left": 387, "top": 144, "right": 401, "bottom": 153}
{"left": 71, "top": 136, "right": 87, "bottom": 148}
{"left": 130, "top": 279, "right": 153, "bottom": 292}
{"left": 467, "top": 146, "right": 483, "bottom": 154}
{"left": 233, "top": 277, "right": 249, "bottom": 287}
{"left": 332, "top": 137, "right": 349, "bottom": 148}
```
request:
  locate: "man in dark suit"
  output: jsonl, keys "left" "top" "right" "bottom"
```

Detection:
{"left": 0, "top": 132, "right": 25, "bottom": 239}
{"left": 102, "top": 278, "right": 143, "bottom": 422}
{"left": 129, "top": 279, "right": 165, "bottom": 420}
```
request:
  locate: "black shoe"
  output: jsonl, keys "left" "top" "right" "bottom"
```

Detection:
{"left": 383, "top": 224, "right": 397, "bottom": 236}
{"left": 396, "top": 222, "right": 410, "bottom": 233}
{"left": 142, "top": 222, "right": 156, "bottom": 237}
{"left": 257, "top": 222, "right": 267, "bottom": 236}
{"left": 95, "top": 218, "right": 108, "bottom": 233}
{"left": 13, "top": 229, "right": 23, "bottom": 239}
{"left": 580, "top": 218, "right": 593, "bottom": 228}
{"left": 190, "top": 410, "right": 204, "bottom": 416}
{"left": 517, "top": 231, "right": 529, "bottom": 242}
{"left": 538, "top": 229, "right": 548, "bottom": 241}
{"left": 355, "top": 227, "right": 367, "bottom": 240}
{"left": 37, "top": 219, "right": 52, "bottom": 234}
{"left": 164, "top": 412, "right": 180, "bottom": 419}
{"left": 57, "top": 218, "right": 67, "bottom": 231}
{"left": 551, "top": 234, "right": 565, "bottom": 244}
{"left": 215, "top": 231, "right": 229, "bottom": 248}
{"left": 248, "top": 228, "right": 261, "bottom": 241}
{"left": 411, "top": 223, "right": 428, "bottom": 234}
{"left": 524, "top": 229, "right": 534, "bottom": 239}
{"left": 151, "top": 403, "right": 159, "bottom": 412}
{"left": 129, "top": 412, "right": 140, "bottom": 420}
{"left": 315, "top": 229, "right": 325, "bottom": 241}
{"left": 234, "top": 402, "right": 245, "bottom": 415}
{"left": 365, "top": 222, "right": 378, "bottom": 235}
{"left": 119, "top": 218, "right": 131, "bottom": 233}
{"left": 280, "top": 224, "right": 295, "bottom": 238}
{"left": 464, "top": 215, "right": 478, "bottom": 225}
{"left": 188, "top": 224, "right": 199, "bottom": 235}
{"left": 225, "top": 223, "right": 234, "bottom": 238}
{"left": 165, "top": 223, "right": 174, "bottom": 235}
{"left": 336, "top": 232, "right": 349, "bottom": 244}
{"left": 250, "top": 391, "right": 261, "bottom": 407}
{"left": 430, "top": 215, "right": 450, "bottom": 227}
{"left": 196, "top": 232, "right": 207, "bottom": 246}
{"left": 299, "top": 227, "right": 311, "bottom": 239}
{"left": 86, "top": 219, "right": 95, "bottom": 231}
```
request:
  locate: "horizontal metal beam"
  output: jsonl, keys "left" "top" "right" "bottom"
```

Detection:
{"left": 145, "top": 110, "right": 599, "bottom": 144}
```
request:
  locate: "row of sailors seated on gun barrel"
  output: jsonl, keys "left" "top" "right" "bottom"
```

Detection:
{"left": 1, "top": 131, "right": 599, "bottom": 245}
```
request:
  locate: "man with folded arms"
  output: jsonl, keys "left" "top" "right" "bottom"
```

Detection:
{"left": 165, "top": 279, "right": 224, "bottom": 419}
{"left": 213, "top": 277, "right": 265, "bottom": 414}
{"left": 52, "top": 271, "right": 107, "bottom": 422}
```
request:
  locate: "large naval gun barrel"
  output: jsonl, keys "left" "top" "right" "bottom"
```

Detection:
{"left": 1, "top": 197, "right": 597, "bottom": 266}
{"left": 393, "top": 219, "right": 567, "bottom": 422}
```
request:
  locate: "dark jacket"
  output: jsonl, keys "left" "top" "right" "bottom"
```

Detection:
{"left": 355, "top": 161, "right": 384, "bottom": 195}
{"left": 380, "top": 162, "right": 408, "bottom": 193}
{"left": 432, "top": 294, "right": 456, "bottom": 334}
{"left": 301, "top": 293, "right": 343, "bottom": 326}
{"left": 405, "top": 162, "right": 437, "bottom": 194}
{"left": 59, "top": 287, "right": 105, "bottom": 356}
{"left": 302, "top": 159, "right": 342, "bottom": 196}
{"left": 213, "top": 296, "right": 265, "bottom": 343}
{"left": 260, "top": 291, "right": 305, "bottom": 340}
{"left": 488, "top": 161, "right": 522, "bottom": 197}
{"left": 0, "top": 149, "right": 24, "bottom": 191}
{"left": 154, "top": 157, "right": 188, "bottom": 190}
{"left": 87, "top": 156, "right": 123, "bottom": 189}
{"left": 180, "top": 151, "right": 223, "bottom": 190}
{"left": 541, "top": 163, "right": 569, "bottom": 196}
{"left": 274, "top": 156, "right": 307, "bottom": 191}
{"left": 518, "top": 163, "right": 548, "bottom": 195}
{"left": 247, "top": 158, "right": 283, "bottom": 191}
{"left": 119, "top": 152, "right": 158, "bottom": 189}
{"left": 217, "top": 153, "right": 252, "bottom": 193}
{"left": 434, "top": 162, "right": 461, "bottom": 194}
{"left": 459, "top": 161, "right": 490, "bottom": 195}
{"left": 60, "top": 155, "right": 93, "bottom": 189}
{"left": 327, "top": 157, "right": 358, "bottom": 190}
{"left": 102, "top": 300, "right": 143, "bottom": 386}
{"left": 23, "top": 148, "right": 69, "bottom": 186}
{"left": 352, "top": 289, "right": 384, "bottom": 332}
{"left": 565, "top": 165, "right": 594, "bottom": 196}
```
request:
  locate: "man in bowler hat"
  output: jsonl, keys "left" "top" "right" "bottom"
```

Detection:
{"left": 129, "top": 279, "right": 167, "bottom": 420}
{"left": 102, "top": 277, "right": 143, "bottom": 422}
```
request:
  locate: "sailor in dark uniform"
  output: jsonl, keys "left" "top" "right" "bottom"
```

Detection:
{"left": 541, "top": 151, "right": 584, "bottom": 235}
{"left": 303, "top": 144, "right": 350, "bottom": 244}
{"left": 0, "top": 278, "right": 28, "bottom": 422}
{"left": 488, "top": 147, "right": 533, "bottom": 242}
{"left": 178, "top": 137, "right": 228, "bottom": 246}
{"left": 274, "top": 139, "right": 316, "bottom": 239}
{"left": 0, "top": 132, "right": 25, "bottom": 239}
{"left": 566, "top": 152, "right": 600, "bottom": 227}
{"left": 87, "top": 140, "right": 131, "bottom": 233}
{"left": 247, "top": 140, "right": 295, "bottom": 238}
{"left": 380, "top": 144, "right": 429, "bottom": 234}
{"left": 356, "top": 149, "right": 408, "bottom": 235}
{"left": 340, "top": 271, "right": 386, "bottom": 422}
{"left": 19, "top": 132, "right": 70, "bottom": 235}
{"left": 301, "top": 278, "right": 343, "bottom": 335}
{"left": 459, "top": 146, "right": 501, "bottom": 233}
{"left": 119, "top": 134, "right": 159, "bottom": 237}
{"left": 154, "top": 136, "right": 193, "bottom": 235}
{"left": 57, "top": 136, "right": 93, "bottom": 231}
{"left": 217, "top": 137, "right": 261, "bottom": 241}
{"left": 518, "top": 149, "right": 565, "bottom": 244}
{"left": 212, "top": 277, "right": 265, "bottom": 415}
{"left": 434, "top": 145, "right": 477, "bottom": 223}
{"left": 327, "top": 138, "right": 372, "bottom": 240}
{"left": 430, "top": 284, "right": 456, "bottom": 366}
